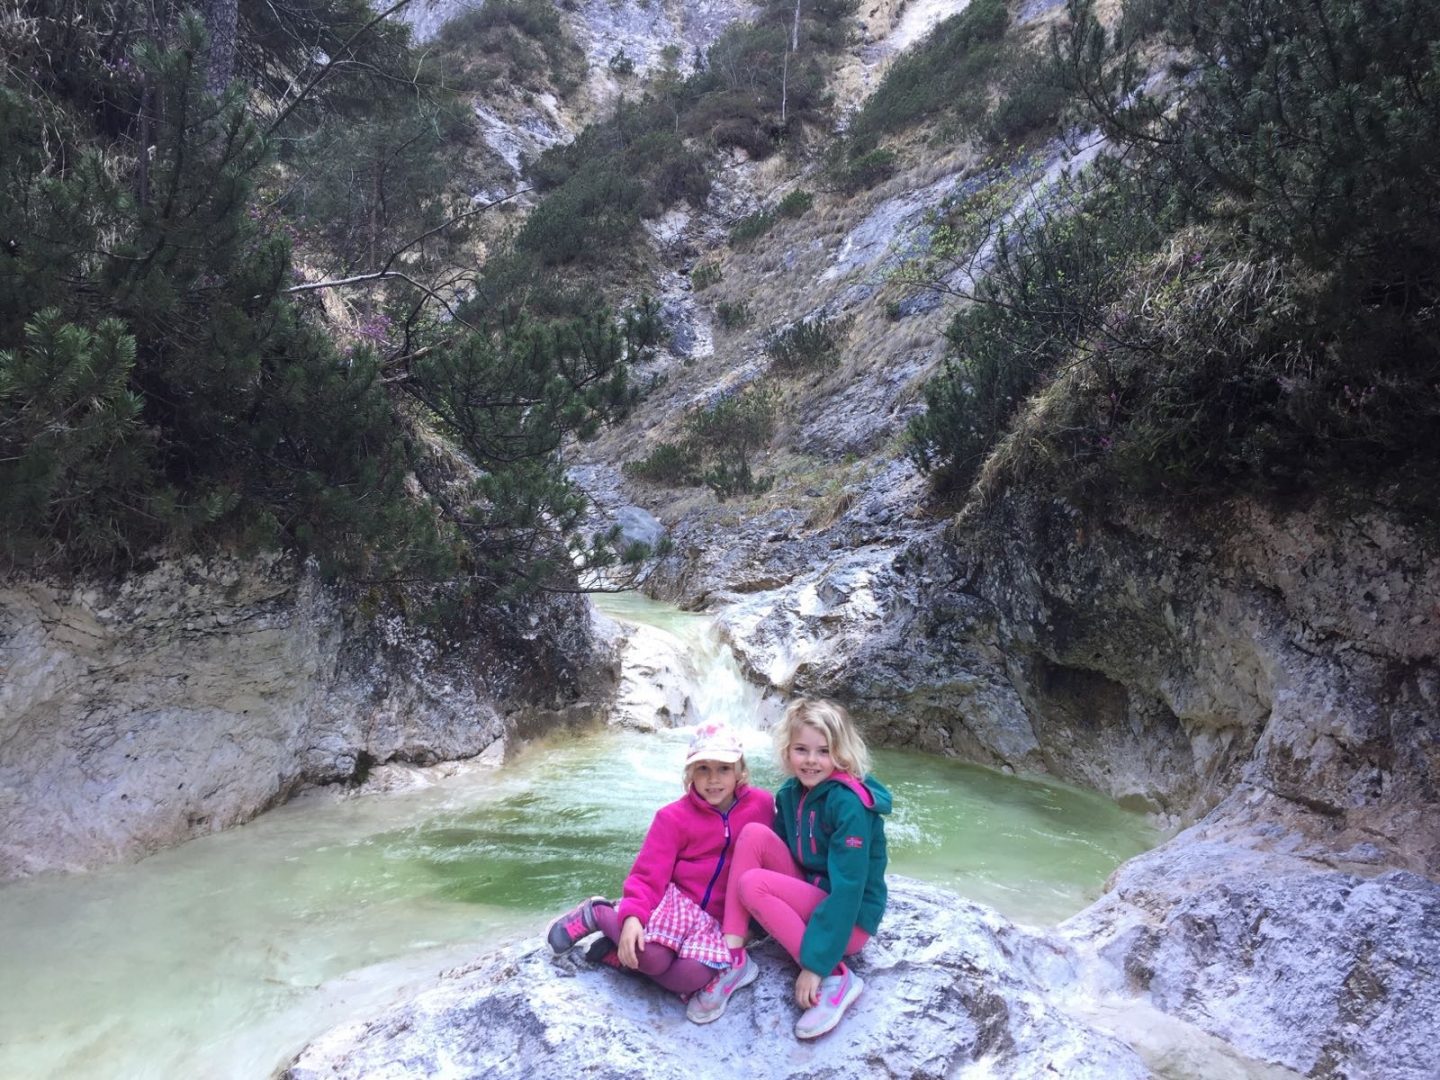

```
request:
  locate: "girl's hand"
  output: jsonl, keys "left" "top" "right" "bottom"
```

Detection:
{"left": 617, "top": 916, "right": 646, "bottom": 969}
{"left": 795, "top": 969, "right": 822, "bottom": 1008}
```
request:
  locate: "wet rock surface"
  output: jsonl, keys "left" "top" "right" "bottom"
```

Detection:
{"left": 284, "top": 878, "right": 1149, "bottom": 1080}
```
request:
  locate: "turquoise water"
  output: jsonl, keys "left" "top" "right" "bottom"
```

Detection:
{"left": 0, "top": 596, "right": 1159, "bottom": 1079}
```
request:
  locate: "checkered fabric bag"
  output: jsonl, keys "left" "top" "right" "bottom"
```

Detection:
{"left": 644, "top": 883, "right": 731, "bottom": 968}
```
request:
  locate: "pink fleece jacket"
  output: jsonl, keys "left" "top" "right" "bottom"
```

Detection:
{"left": 616, "top": 783, "right": 775, "bottom": 926}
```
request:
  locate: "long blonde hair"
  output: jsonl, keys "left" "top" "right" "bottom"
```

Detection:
{"left": 773, "top": 698, "right": 871, "bottom": 779}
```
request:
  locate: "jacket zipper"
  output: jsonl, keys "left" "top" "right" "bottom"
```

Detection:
{"left": 699, "top": 796, "right": 736, "bottom": 911}
{"left": 794, "top": 789, "right": 808, "bottom": 862}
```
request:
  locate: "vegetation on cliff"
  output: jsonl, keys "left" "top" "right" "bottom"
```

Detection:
{"left": 908, "top": 0, "right": 1440, "bottom": 519}
{"left": 0, "top": 0, "right": 648, "bottom": 593}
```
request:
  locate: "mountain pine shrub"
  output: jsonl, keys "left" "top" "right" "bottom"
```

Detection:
{"left": 766, "top": 316, "right": 850, "bottom": 374}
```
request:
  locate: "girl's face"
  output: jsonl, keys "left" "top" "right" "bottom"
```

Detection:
{"left": 691, "top": 760, "right": 739, "bottom": 810}
{"left": 787, "top": 724, "right": 835, "bottom": 789}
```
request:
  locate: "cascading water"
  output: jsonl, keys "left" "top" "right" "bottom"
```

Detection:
{"left": 0, "top": 594, "right": 1159, "bottom": 1079}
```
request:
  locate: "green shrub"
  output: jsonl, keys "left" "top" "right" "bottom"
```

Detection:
{"left": 846, "top": 0, "right": 1067, "bottom": 150}
{"left": 716, "top": 301, "right": 752, "bottom": 330}
{"left": 623, "top": 442, "right": 697, "bottom": 485}
{"left": 847, "top": 0, "right": 1007, "bottom": 144}
{"left": 516, "top": 163, "right": 645, "bottom": 265}
{"left": 691, "top": 262, "right": 723, "bottom": 290}
{"left": 766, "top": 316, "right": 849, "bottom": 373}
{"left": 623, "top": 295, "right": 664, "bottom": 353}
{"left": 828, "top": 147, "right": 898, "bottom": 194}
{"left": 910, "top": 0, "right": 1440, "bottom": 518}
{"left": 906, "top": 174, "right": 1163, "bottom": 494}
{"left": 730, "top": 209, "right": 777, "bottom": 246}
{"left": 683, "top": 387, "right": 777, "bottom": 498}
{"left": 983, "top": 48, "right": 1070, "bottom": 146}
{"left": 434, "top": 0, "right": 586, "bottom": 94}
{"left": 777, "top": 189, "right": 815, "bottom": 217}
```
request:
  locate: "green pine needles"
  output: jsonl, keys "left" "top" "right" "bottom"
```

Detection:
{"left": 908, "top": 0, "right": 1440, "bottom": 517}
{"left": 0, "top": 4, "right": 647, "bottom": 592}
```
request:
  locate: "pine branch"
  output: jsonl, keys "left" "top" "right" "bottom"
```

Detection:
{"left": 262, "top": 0, "right": 420, "bottom": 139}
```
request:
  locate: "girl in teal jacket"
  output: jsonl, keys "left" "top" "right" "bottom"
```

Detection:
{"left": 687, "top": 698, "right": 891, "bottom": 1040}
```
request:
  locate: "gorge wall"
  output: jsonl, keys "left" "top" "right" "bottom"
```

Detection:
{"left": 696, "top": 489, "right": 1438, "bottom": 865}
{"left": 0, "top": 555, "right": 619, "bottom": 881}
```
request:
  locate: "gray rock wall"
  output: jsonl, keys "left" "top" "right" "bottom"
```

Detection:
{"left": 0, "top": 554, "right": 618, "bottom": 880}
{"left": 946, "top": 493, "right": 1439, "bottom": 867}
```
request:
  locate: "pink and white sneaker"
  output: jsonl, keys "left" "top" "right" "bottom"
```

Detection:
{"left": 684, "top": 952, "right": 758, "bottom": 1023}
{"left": 794, "top": 966, "right": 864, "bottom": 1039}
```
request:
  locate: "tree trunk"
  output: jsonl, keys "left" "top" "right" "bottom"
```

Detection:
{"left": 201, "top": 0, "right": 238, "bottom": 96}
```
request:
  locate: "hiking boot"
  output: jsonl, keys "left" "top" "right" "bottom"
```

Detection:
{"left": 794, "top": 966, "right": 864, "bottom": 1039}
{"left": 545, "top": 896, "right": 607, "bottom": 954}
{"left": 685, "top": 952, "right": 758, "bottom": 1024}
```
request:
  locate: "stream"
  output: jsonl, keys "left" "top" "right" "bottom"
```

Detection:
{"left": 0, "top": 594, "right": 1159, "bottom": 1079}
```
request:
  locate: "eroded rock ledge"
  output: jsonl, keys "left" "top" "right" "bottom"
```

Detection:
{"left": 0, "top": 554, "right": 619, "bottom": 880}
{"left": 1064, "top": 804, "right": 1440, "bottom": 1080}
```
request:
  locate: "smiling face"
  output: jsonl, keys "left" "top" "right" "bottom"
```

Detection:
{"left": 690, "top": 760, "right": 740, "bottom": 810}
{"left": 787, "top": 724, "right": 836, "bottom": 789}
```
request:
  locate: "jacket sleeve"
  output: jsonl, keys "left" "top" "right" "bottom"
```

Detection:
{"left": 798, "top": 791, "right": 872, "bottom": 975}
{"left": 616, "top": 806, "right": 680, "bottom": 927}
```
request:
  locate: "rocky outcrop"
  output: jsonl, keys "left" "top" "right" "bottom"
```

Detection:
{"left": 949, "top": 493, "right": 1439, "bottom": 859}
{"left": 704, "top": 492, "right": 1439, "bottom": 847}
{"left": 0, "top": 554, "right": 619, "bottom": 880}
{"left": 284, "top": 878, "right": 1151, "bottom": 1080}
{"left": 1064, "top": 801, "right": 1440, "bottom": 1080}
{"left": 403, "top": 0, "right": 758, "bottom": 72}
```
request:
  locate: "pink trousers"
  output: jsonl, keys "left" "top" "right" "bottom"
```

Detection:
{"left": 722, "top": 821, "right": 869, "bottom": 974}
{"left": 590, "top": 901, "right": 714, "bottom": 996}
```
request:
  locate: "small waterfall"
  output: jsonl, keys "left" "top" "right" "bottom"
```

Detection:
{"left": 592, "top": 591, "right": 779, "bottom": 745}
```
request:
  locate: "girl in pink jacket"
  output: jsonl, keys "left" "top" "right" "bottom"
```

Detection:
{"left": 545, "top": 721, "right": 775, "bottom": 1004}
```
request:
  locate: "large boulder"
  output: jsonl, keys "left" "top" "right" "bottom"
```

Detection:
{"left": 1063, "top": 795, "right": 1440, "bottom": 1080}
{"left": 284, "top": 878, "right": 1148, "bottom": 1080}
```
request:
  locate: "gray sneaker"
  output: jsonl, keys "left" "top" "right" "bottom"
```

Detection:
{"left": 794, "top": 967, "right": 863, "bottom": 1039}
{"left": 545, "top": 896, "right": 606, "bottom": 954}
{"left": 685, "top": 953, "right": 758, "bottom": 1024}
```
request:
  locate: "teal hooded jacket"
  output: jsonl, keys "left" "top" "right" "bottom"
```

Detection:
{"left": 773, "top": 771, "right": 892, "bottom": 976}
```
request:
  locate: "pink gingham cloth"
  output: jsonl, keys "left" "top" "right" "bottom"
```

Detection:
{"left": 644, "top": 883, "right": 731, "bottom": 968}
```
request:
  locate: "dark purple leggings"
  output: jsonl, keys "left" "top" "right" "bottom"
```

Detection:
{"left": 590, "top": 901, "right": 716, "bottom": 996}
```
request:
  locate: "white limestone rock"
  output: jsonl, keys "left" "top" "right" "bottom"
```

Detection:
{"left": 1063, "top": 804, "right": 1440, "bottom": 1079}
{"left": 284, "top": 878, "right": 1148, "bottom": 1080}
